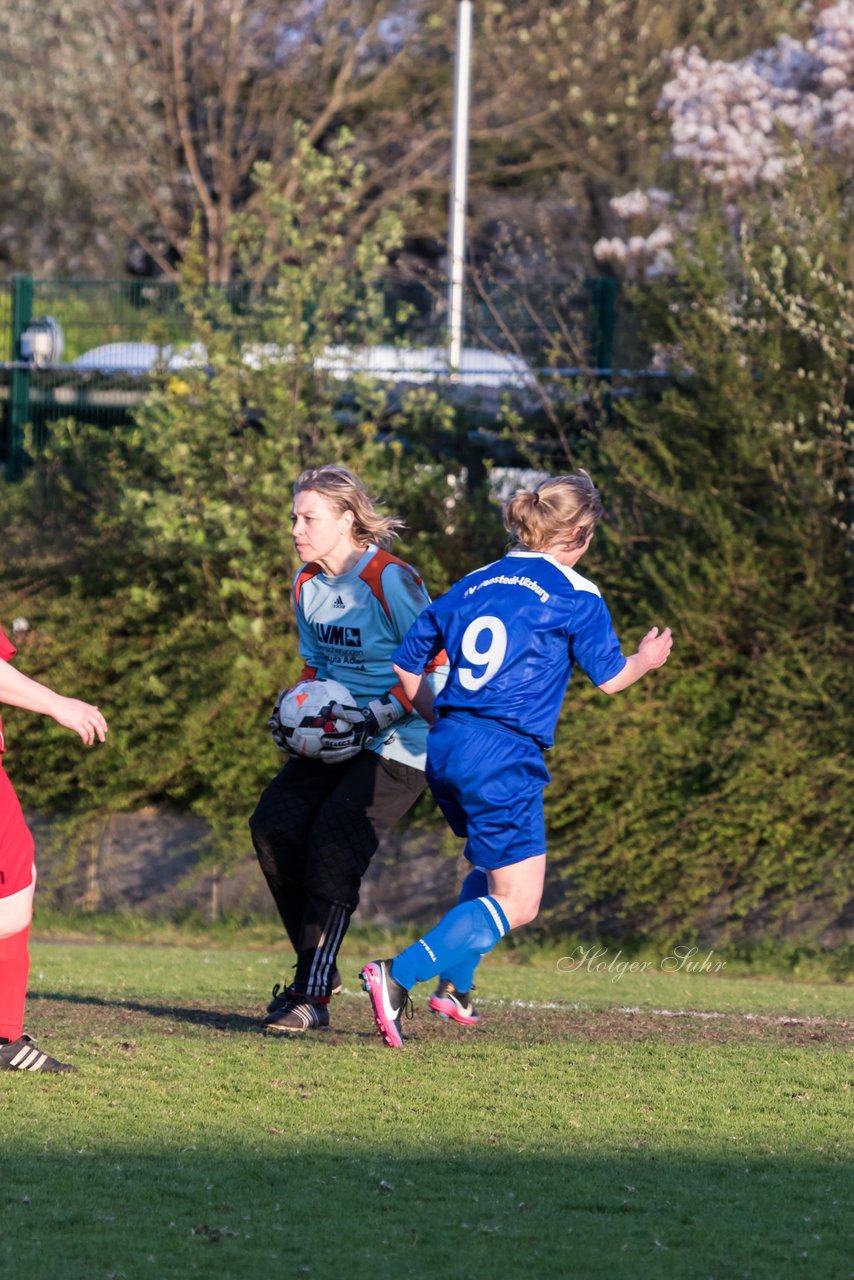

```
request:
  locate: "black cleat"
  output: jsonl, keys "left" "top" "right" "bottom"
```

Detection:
{"left": 0, "top": 1034, "right": 75, "bottom": 1073}
{"left": 262, "top": 988, "right": 330, "bottom": 1033}
{"left": 266, "top": 967, "right": 341, "bottom": 1014}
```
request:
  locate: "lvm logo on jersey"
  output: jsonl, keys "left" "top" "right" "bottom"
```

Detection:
{"left": 315, "top": 624, "right": 362, "bottom": 648}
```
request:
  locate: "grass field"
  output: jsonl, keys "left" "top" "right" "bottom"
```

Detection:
{"left": 2, "top": 935, "right": 851, "bottom": 1280}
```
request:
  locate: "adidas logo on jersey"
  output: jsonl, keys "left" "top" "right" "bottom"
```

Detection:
{"left": 332, "top": 595, "right": 346, "bottom": 609}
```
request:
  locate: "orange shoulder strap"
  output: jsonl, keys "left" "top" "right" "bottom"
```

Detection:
{"left": 293, "top": 563, "right": 322, "bottom": 611}
{"left": 358, "top": 549, "right": 423, "bottom": 622}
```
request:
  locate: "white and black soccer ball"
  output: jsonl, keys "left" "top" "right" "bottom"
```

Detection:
{"left": 271, "top": 678, "right": 359, "bottom": 760}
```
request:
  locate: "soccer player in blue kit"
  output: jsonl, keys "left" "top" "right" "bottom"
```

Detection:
{"left": 360, "top": 471, "right": 673, "bottom": 1047}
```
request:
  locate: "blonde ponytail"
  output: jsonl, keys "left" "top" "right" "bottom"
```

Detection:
{"left": 503, "top": 471, "right": 603, "bottom": 551}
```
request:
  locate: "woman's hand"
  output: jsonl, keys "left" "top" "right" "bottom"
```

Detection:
{"left": 637, "top": 625, "right": 673, "bottom": 670}
{"left": 51, "top": 696, "right": 108, "bottom": 745}
{"left": 598, "top": 626, "right": 673, "bottom": 695}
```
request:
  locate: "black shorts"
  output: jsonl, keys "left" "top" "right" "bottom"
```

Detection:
{"left": 250, "top": 749, "right": 425, "bottom": 907}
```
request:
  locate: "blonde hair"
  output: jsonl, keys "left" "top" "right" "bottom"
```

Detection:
{"left": 294, "top": 465, "right": 404, "bottom": 550}
{"left": 503, "top": 471, "right": 603, "bottom": 552}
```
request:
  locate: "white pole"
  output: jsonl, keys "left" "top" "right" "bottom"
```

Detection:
{"left": 447, "top": 0, "right": 472, "bottom": 376}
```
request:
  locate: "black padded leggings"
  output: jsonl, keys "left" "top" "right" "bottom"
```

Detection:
{"left": 250, "top": 751, "right": 425, "bottom": 998}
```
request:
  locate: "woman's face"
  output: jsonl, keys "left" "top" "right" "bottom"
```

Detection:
{"left": 291, "top": 489, "right": 355, "bottom": 566}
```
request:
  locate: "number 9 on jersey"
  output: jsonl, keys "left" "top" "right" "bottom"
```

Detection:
{"left": 459, "top": 616, "right": 508, "bottom": 691}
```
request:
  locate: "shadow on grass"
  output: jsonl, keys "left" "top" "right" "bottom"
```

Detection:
{"left": 0, "top": 1145, "right": 849, "bottom": 1280}
{"left": 27, "top": 989, "right": 384, "bottom": 1043}
{"left": 28, "top": 989, "right": 263, "bottom": 1035}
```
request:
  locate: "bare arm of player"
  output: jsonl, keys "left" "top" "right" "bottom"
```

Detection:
{"left": 0, "top": 661, "right": 108, "bottom": 745}
{"left": 597, "top": 626, "right": 673, "bottom": 695}
{"left": 392, "top": 663, "right": 436, "bottom": 726}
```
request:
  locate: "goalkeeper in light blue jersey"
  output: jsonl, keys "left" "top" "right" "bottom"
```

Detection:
{"left": 250, "top": 466, "right": 446, "bottom": 1034}
{"left": 360, "top": 471, "right": 673, "bottom": 1047}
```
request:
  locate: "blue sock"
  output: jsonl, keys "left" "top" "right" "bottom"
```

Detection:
{"left": 440, "top": 956, "right": 481, "bottom": 994}
{"left": 391, "top": 895, "right": 510, "bottom": 992}
{"left": 459, "top": 869, "right": 489, "bottom": 903}
{"left": 440, "top": 869, "right": 488, "bottom": 992}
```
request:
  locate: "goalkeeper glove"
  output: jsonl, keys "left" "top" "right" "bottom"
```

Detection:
{"left": 322, "top": 694, "right": 405, "bottom": 758}
{"left": 268, "top": 688, "right": 292, "bottom": 753}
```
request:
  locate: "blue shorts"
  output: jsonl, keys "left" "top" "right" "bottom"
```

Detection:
{"left": 426, "top": 712, "right": 550, "bottom": 871}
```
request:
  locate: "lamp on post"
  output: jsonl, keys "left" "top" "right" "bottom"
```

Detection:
{"left": 447, "top": 0, "right": 473, "bottom": 377}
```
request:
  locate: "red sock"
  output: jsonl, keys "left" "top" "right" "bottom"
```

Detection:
{"left": 0, "top": 923, "right": 30, "bottom": 1041}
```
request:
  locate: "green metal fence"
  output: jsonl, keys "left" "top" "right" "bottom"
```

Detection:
{"left": 1, "top": 274, "right": 629, "bottom": 480}
{"left": 1, "top": 277, "right": 195, "bottom": 479}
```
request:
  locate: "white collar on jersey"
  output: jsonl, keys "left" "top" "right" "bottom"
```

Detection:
{"left": 506, "top": 548, "right": 601, "bottom": 597}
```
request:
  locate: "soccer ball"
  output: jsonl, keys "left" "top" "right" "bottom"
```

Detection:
{"left": 271, "top": 678, "right": 359, "bottom": 760}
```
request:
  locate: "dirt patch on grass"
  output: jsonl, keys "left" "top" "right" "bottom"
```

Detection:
{"left": 27, "top": 990, "right": 853, "bottom": 1050}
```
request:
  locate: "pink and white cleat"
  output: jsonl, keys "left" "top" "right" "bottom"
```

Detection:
{"left": 429, "top": 979, "right": 479, "bottom": 1026}
{"left": 360, "top": 959, "right": 413, "bottom": 1048}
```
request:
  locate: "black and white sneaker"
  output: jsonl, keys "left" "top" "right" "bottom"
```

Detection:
{"left": 266, "top": 967, "right": 342, "bottom": 1014}
{"left": 262, "top": 989, "right": 330, "bottom": 1033}
{"left": 360, "top": 959, "right": 413, "bottom": 1048}
{"left": 429, "top": 979, "right": 479, "bottom": 1026}
{"left": 0, "top": 1034, "right": 75, "bottom": 1073}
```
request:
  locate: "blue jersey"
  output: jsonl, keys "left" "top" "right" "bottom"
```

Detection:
{"left": 392, "top": 549, "right": 626, "bottom": 749}
{"left": 294, "top": 545, "right": 447, "bottom": 770}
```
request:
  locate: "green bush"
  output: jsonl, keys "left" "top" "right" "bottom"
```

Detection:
{"left": 540, "top": 164, "right": 852, "bottom": 941}
{"left": 0, "top": 134, "right": 502, "bottom": 860}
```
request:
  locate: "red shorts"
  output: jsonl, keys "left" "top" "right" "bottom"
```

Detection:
{"left": 0, "top": 764, "right": 35, "bottom": 899}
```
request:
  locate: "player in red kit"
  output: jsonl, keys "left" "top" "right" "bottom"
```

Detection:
{"left": 0, "top": 622, "right": 107, "bottom": 1072}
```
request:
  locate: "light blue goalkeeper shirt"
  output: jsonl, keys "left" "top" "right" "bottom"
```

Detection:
{"left": 293, "top": 545, "right": 447, "bottom": 771}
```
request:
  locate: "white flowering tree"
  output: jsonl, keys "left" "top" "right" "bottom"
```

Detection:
{"left": 595, "top": 1, "right": 854, "bottom": 278}
{"left": 662, "top": 1, "right": 854, "bottom": 190}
